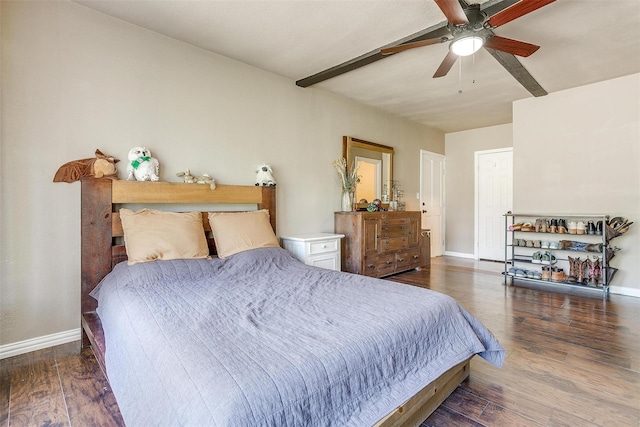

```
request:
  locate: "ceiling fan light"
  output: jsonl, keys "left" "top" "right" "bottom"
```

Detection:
{"left": 451, "top": 36, "right": 484, "bottom": 56}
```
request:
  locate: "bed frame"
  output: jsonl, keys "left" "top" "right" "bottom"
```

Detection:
{"left": 80, "top": 177, "right": 469, "bottom": 427}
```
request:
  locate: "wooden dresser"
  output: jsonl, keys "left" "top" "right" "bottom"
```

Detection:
{"left": 335, "top": 211, "right": 424, "bottom": 278}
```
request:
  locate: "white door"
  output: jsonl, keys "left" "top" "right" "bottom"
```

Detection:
{"left": 476, "top": 149, "right": 513, "bottom": 261}
{"left": 420, "top": 150, "right": 445, "bottom": 257}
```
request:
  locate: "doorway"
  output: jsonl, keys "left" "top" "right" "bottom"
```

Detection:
{"left": 355, "top": 156, "right": 381, "bottom": 202}
{"left": 420, "top": 150, "right": 445, "bottom": 257}
{"left": 475, "top": 148, "right": 513, "bottom": 261}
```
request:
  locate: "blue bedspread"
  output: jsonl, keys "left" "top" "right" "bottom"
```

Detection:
{"left": 91, "top": 247, "right": 504, "bottom": 426}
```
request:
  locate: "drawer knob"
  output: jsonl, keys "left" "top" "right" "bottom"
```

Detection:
{"left": 386, "top": 260, "right": 393, "bottom": 265}
{"left": 322, "top": 244, "right": 327, "bottom": 248}
{"left": 398, "top": 258, "right": 405, "bottom": 262}
{"left": 413, "top": 255, "right": 419, "bottom": 259}
{"left": 367, "top": 264, "right": 374, "bottom": 269}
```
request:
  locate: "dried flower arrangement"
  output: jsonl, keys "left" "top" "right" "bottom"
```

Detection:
{"left": 332, "top": 157, "right": 360, "bottom": 192}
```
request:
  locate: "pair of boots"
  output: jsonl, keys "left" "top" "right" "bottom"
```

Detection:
{"left": 568, "top": 256, "right": 588, "bottom": 283}
{"left": 567, "top": 256, "right": 603, "bottom": 286}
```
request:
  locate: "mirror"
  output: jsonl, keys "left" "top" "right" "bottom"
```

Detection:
{"left": 342, "top": 136, "right": 393, "bottom": 207}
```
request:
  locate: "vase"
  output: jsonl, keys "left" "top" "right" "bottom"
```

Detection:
{"left": 341, "top": 190, "right": 354, "bottom": 212}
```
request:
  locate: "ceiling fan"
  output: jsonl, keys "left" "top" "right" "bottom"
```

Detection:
{"left": 296, "top": 0, "right": 555, "bottom": 96}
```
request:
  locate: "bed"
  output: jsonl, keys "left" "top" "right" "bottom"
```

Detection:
{"left": 80, "top": 178, "right": 504, "bottom": 427}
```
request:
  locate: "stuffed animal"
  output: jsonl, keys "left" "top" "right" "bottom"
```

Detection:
{"left": 126, "top": 147, "right": 160, "bottom": 181}
{"left": 176, "top": 169, "right": 196, "bottom": 183}
{"left": 177, "top": 169, "right": 216, "bottom": 190}
{"left": 53, "top": 149, "right": 119, "bottom": 183}
{"left": 255, "top": 164, "right": 276, "bottom": 186}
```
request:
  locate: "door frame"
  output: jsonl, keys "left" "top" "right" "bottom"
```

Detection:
{"left": 419, "top": 149, "right": 446, "bottom": 257}
{"left": 474, "top": 147, "right": 513, "bottom": 260}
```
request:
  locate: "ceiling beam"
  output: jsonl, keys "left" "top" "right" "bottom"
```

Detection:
{"left": 296, "top": 0, "right": 523, "bottom": 88}
{"left": 485, "top": 48, "right": 547, "bottom": 96}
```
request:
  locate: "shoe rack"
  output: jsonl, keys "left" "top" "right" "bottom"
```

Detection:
{"left": 503, "top": 213, "right": 628, "bottom": 299}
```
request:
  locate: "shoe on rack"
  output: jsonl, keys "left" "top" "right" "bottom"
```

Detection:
{"left": 541, "top": 251, "right": 557, "bottom": 265}
{"left": 587, "top": 220, "right": 596, "bottom": 235}
{"left": 507, "top": 267, "right": 518, "bottom": 276}
{"left": 541, "top": 265, "right": 551, "bottom": 280}
{"left": 550, "top": 219, "right": 558, "bottom": 233}
{"left": 521, "top": 222, "right": 534, "bottom": 232}
{"left": 515, "top": 269, "right": 527, "bottom": 278}
{"left": 596, "top": 221, "right": 603, "bottom": 235}
{"left": 576, "top": 221, "right": 587, "bottom": 235}
{"left": 568, "top": 221, "right": 577, "bottom": 234}
{"left": 532, "top": 251, "right": 542, "bottom": 264}
{"left": 535, "top": 219, "right": 543, "bottom": 233}
{"left": 509, "top": 222, "right": 524, "bottom": 231}
{"left": 534, "top": 240, "right": 541, "bottom": 248}
{"left": 541, "top": 241, "right": 550, "bottom": 249}
{"left": 533, "top": 271, "right": 542, "bottom": 280}
{"left": 551, "top": 267, "right": 566, "bottom": 282}
{"left": 526, "top": 240, "right": 534, "bottom": 248}
{"left": 549, "top": 242, "right": 560, "bottom": 250}
{"left": 558, "top": 219, "right": 567, "bottom": 234}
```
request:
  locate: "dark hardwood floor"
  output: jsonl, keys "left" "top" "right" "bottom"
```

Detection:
{"left": 1, "top": 256, "right": 638, "bottom": 426}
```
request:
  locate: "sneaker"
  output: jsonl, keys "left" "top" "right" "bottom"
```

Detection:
{"left": 532, "top": 251, "right": 542, "bottom": 264}
{"left": 534, "top": 240, "right": 542, "bottom": 248}
{"left": 541, "top": 241, "right": 550, "bottom": 249}
{"left": 577, "top": 221, "right": 587, "bottom": 235}
{"left": 568, "top": 221, "right": 577, "bottom": 234}
{"left": 541, "top": 252, "right": 557, "bottom": 265}
{"left": 515, "top": 269, "right": 527, "bottom": 278}
{"left": 549, "top": 242, "right": 560, "bottom": 250}
{"left": 526, "top": 240, "right": 534, "bottom": 248}
{"left": 526, "top": 270, "right": 536, "bottom": 279}
{"left": 507, "top": 267, "right": 518, "bottom": 276}
{"left": 533, "top": 271, "right": 542, "bottom": 280}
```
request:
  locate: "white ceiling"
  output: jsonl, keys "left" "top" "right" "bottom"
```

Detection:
{"left": 74, "top": 0, "right": 640, "bottom": 133}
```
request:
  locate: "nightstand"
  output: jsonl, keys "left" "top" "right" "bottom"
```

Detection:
{"left": 280, "top": 233, "right": 345, "bottom": 271}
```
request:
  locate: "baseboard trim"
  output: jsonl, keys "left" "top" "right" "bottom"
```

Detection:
{"left": 0, "top": 328, "right": 81, "bottom": 360}
{"left": 443, "top": 251, "right": 476, "bottom": 259}
{"left": 610, "top": 286, "right": 640, "bottom": 298}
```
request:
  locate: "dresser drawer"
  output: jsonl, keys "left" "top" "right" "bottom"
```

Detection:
{"left": 380, "top": 237, "right": 408, "bottom": 252}
{"left": 308, "top": 239, "right": 339, "bottom": 255}
{"left": 395, "top": 249, "right": 421, "bottom": 271}
{"left": 381, "top": 218, "right": 409, "bottom": 225}
{"left": 380, "top": 224, "right": 411, "bottom": 238}
{"left": 363, "top": 255, "right": 396, "bottom": 277}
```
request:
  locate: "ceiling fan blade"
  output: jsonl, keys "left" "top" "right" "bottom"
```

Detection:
{"left": 485, "top": 48, "right": 547, "bottom": 96}
{"left": 484, "top": 35, "right": 540, "bottom": 57}
{"left": 381, "top": 38, "right": 444, "bottom": 55}
{"left": 434, "top": 0, "right": 469, "bottom": 25}
{"left": 488, "top": 0, "right": 555, "bottom": 28}
{"left": 433, "top": 51, "right": 458, "bottom": 78}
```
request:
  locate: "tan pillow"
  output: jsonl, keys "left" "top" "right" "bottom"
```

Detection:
{"left": 208, "top": 210, "right": 279, "bottom": 258}
{"left": 120, "top": 209, "right": 209, "bottom": 265}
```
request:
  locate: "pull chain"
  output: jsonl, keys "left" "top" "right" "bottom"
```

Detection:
{"left": 458, "top": 57, "right": 463, "bottom": 94}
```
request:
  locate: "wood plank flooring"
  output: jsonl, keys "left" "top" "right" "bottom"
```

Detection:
{"left": 1, "top": 256, "right": 638, "bottom": 426}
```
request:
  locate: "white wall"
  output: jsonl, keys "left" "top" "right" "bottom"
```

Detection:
{"left": 445, "top": 124, "right": 513, "bottom": 255}
{"left": 0, "top": 1, "right": 444, "bottom": 350}
{"left": 513, "top": 74, "right": 640, "bottom": 296}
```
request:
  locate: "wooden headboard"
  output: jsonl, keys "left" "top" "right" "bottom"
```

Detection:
{"left": 80, "top": 178, "right": 276, "bottom": 363}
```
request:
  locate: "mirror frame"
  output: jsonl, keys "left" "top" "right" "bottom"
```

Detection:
{"left": 342, "top": 136, "right": 394, "bottom": 208}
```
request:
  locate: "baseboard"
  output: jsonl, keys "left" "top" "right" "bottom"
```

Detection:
{"left": 0, "top": 328, "right": 81, "bottom": 360}
{"left": 443, "top": 251, "right": 476, "bottom": 259}
{"left": 609, "top": 286, "right": 640, "bottom": 298}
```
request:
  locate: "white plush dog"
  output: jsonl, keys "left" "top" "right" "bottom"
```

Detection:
{"left": 126, "top": 147, "right": 160, "bottom": 181}
{"left": 255, "top": 164, "right": 276, "bottom": 186}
